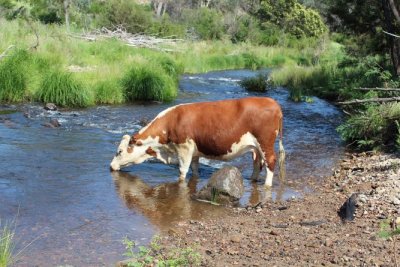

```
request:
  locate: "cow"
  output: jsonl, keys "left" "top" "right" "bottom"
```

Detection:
{"left": 110, "top": 97, "right": 285, "bottom": 187}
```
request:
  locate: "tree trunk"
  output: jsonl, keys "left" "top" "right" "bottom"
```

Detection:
{"left": 64, "top": 0, "right": 70, "bottom": 32}
{"left": 156, "top": 2, "right": 163, "bottom": 17}
{"left": 382, "top": 0, "right": 400, "bottom": 76}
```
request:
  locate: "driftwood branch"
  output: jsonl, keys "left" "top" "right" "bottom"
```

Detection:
{"left": 356, "top": 87, "right": 400, "bottom": 92}
{"left": 0, "top": 45, "right": 15, "bottom": 60}
{"left": 383, "top": 30, "right": 400, "bottom": 38}
{"left": 338, "top": 97, "right": 400, "bottom": 105}
{"left": 70, "top": 26, "right": 183, "bottom": 52}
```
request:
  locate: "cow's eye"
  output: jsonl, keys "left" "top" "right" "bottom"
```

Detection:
{"left": 116, "top": 150, "right": 122, "bottom": 157}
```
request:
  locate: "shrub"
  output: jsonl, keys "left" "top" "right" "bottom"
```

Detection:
{"left": 95, "top": 80, "right": 124, "bottom": 105}
{"left": 35, "top": 70, "right": 92, "bottom": 107}
{"left": 239, "top": 74, "right": 268, "bottom": 92}
{"left": 184, "top": 8, "right": 225, "bottom": 40}
{"left": 122, "top": 65, "right": 177, "bottom": 102}
{"left": 337, "top": 103, "right": 400, "bottom": 150}
{"left": 94, "top": 0, "right": 153, "bottom": 34}
{"left": 0, "top": 49, "right": 30, "bottom": 103}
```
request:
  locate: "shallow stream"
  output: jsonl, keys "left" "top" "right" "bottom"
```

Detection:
{"left": 0, "top": 69, "right": 343, "bottom": 266}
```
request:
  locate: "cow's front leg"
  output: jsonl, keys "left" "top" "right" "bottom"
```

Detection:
{"left": 176, "top": 140, "right": 196, "bottom": 182}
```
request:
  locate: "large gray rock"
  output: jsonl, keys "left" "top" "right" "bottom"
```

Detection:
{"left": 196, "top": 166, "right": 244, "bottom": 205}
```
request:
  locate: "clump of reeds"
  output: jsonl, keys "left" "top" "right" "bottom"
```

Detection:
{"left": 35, "top": 70, "right": 92, "bottom": 107}
{"left": 0, "top": 49, "right": 30, "bottom": 103}
{"left": 121, "top": 64, "right": 177, "bottom": 102}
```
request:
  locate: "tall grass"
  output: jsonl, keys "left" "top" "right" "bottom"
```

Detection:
{"left": 0, "top": 221, "right": 14, "bottom": 267}
{"left": 94, "top": 79, "right": 124, "bottom": 105}
{"left": 337, "top": 103, "right": 400, "bottom": 150}
{"left": 0, "top": 49, "right": 30, "bottom": 103}
{"left": 35, "top": 70, "right": 93, "bottom": 107}
{"left": 122, "top": 64, "right": 177, "bottom": 102}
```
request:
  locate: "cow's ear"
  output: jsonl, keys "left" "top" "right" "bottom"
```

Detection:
{"left": 129, "top": 135, "right": 137, "bottom": 145}
{"left": 145, "top": 147, "right": 157, "bottom": 157}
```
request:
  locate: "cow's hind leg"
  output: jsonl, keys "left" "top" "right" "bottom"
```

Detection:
{"left": 250, "top": 151, "right": 262, "bottom": 181}
{"left": 259, "top": 140, "right": 276, "bottom": 187}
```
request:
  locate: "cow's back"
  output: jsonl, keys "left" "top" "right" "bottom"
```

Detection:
{"left": 165, "top": 97, "right": 282, "bottom": 156}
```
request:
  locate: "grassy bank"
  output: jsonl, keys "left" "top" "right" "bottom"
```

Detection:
{"left": 0, "top": 18, "right": 329, "bottom": 107}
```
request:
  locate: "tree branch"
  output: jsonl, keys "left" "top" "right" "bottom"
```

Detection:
{"left": 338, "top": 97, "right": 400, "bottom": 105}
{"left": 356, "top": 87, "right": 400, "bottom": 92}
{"left": 389, "top": 0, "right": 400, "bottom": 23}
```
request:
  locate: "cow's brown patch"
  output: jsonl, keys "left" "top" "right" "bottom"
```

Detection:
{"left": 134, "top": 97, "right": 283, "bottom": 171}
{"left": 127, "top": 146, "right": 133, "bottom": 153}
{"left": 145, "top": 147, "right": 157, "bottom": 157}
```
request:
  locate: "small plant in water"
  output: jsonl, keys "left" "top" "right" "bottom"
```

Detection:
{"left": 238, "top": 74, "right": 268, "bottom": 92}
{"left": 0, "top": 221, "right": 15, "bottom": 267}
{"left": 210, "top": 187, "right": 220, "bottom": 204}
{"left": 123, "top": 236, "right": 201, "bottom": 267}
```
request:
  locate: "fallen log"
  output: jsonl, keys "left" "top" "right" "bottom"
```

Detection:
{"left": 356, "top": 87, "right": 400, "bottom": 92}
{"left": 338, "top": 97, "right": 400, "bottom": 105}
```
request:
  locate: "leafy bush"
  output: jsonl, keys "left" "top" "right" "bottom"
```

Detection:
{"left": 239, "top": 74, "right": 268, "bottom": 92}
{"left": 122, "top": 64, "right": 177, "bottom": 102}
{"left": 0, "top": 49, "right": 30, "bottom": 103}
{"left": 258, "top": 0, "right": 327, "bottom": 38}
{"left": 35, "top": 70, "right": 92, "bottom": 107}
{"left": 337, "top": 103, "right": 400, "bottom": 150}
{"left": 184, "top": 8, "right": 225, "bottom": 40}
{"left": 94, "top": 0, "right": 153, "bottom": 34}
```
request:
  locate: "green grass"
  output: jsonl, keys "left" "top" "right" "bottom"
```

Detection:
{"left": 0, "top": 18, "right": 337, "bottom": 106}
{"left": 123, "top": 236, "right": 201, "bottom": 267}
{"left": 94, "top": 79, "right": 124, "bottom": 105}
{"left": 0, "top": 49, "right": 30, "bottom": 103}
{"left": 337, "top": 103, "right": 400, "bottom": 150}
{"left": 122, "top": 64, "right": 177, "bottom": 102}
{"left": 0, "top": 221, "right": 15, "bottom": 267}
{"left": 35, "top": 70, "right": 93, "bottom": 107}
{"left": 238, "top": 73, "right": 268, "bottom": 92}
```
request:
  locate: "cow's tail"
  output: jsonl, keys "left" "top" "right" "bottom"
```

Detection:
{"left": 278, "top": 115, "right": 286, "bottom": 181}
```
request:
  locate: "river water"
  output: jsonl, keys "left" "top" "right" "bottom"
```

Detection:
{"left": 0, "top": 70, "right": 343, "bottom": 266}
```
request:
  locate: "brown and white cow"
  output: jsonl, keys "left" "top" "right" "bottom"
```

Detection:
{"left": 110, "top": 97, "right": 285, "bottom": 187}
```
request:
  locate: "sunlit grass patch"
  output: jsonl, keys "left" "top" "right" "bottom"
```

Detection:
{"left": 35, "top": 70, "right": 93, "bottom": 107}
{"left": 122, "top": 64, "right": 177, "bottom": 102}
{"left": 0, "top": 49, "right": 30, "bottom": 103}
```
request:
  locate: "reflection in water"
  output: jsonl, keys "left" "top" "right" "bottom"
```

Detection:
{"left": 112, "top": 172, "right": 228, "bottom": 230}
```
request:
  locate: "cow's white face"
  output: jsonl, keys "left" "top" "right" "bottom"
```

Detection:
{"left": 110, "top": 135, "right": 157, "bottom": 171}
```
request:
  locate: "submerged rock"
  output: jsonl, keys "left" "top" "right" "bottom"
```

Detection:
{"left": 44, "top": 103, "right": 57, "bottom": 111}
{"left": 42, "top": 118, "right": 61, "bottom": 128}
{"left": 195, "top": 166, "right": 244, "bottom": 205}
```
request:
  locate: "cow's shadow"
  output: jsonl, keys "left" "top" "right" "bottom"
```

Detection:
{"left": 111, "top": 172, "right": 226, "bottom": 229}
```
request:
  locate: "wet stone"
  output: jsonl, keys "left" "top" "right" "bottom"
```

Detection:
{"left": 44, "top": 103, "right": 57, "bottom": 111}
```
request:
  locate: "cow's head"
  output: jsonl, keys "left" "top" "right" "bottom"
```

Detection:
{"left": 110, "top": 134, "right": 158, "bottom": 171}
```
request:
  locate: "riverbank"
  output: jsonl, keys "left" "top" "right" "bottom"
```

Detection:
{"left": 148, "top": 151, "right": 400, "bottom": 266}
